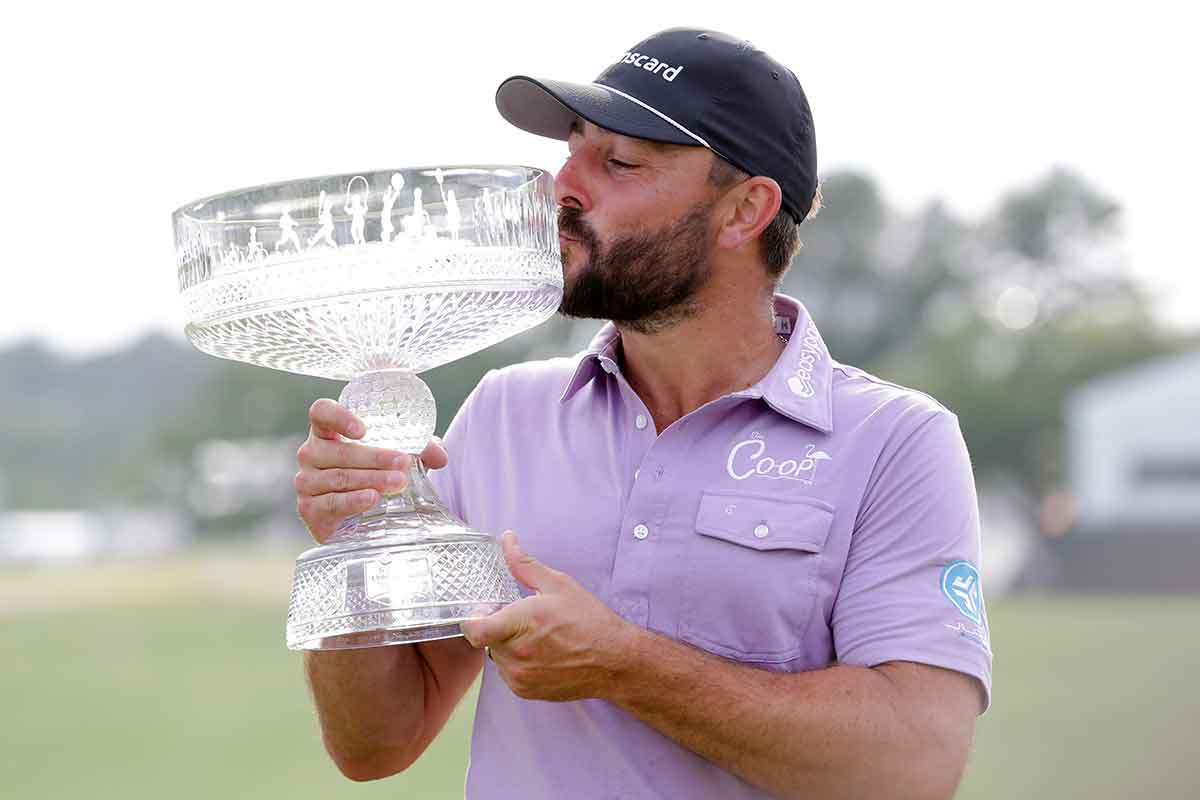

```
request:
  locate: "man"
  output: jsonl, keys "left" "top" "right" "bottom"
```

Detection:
{"left": 295, "top": 27, "right": 992, "bottom": 799}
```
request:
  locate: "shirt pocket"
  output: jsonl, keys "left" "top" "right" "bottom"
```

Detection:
{"left": 678, "top": 490, "right": 835, "bottom": 665}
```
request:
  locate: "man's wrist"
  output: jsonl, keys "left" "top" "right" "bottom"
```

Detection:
{"left": 598, "top": 618, "right": 652, "bottom": 705}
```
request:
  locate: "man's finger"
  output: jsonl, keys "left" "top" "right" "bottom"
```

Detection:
{"left": 295, "top": 467, "right": 409, "bottom": 497}
{"left": 309, "top": 398, "right": 365, "bottom": 441}
{"left": 298, "top": 488, "right": 380, "bottom": 527}
{"left": 502, "top": 532, "right": 566, "bottom": 594}
{"left": 300, "top": 437, "right": 412, "bottom": 471}
{"left": 421, "top": 436, "right": 449, "bottom": 471}
{"left": 460, "top": 600, "right": 530, "bottom": 648}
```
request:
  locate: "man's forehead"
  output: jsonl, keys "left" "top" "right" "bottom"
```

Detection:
{"left": 568, "top": 117, "right": 697, "bottom": 155}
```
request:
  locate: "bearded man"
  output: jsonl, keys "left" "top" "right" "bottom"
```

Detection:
{"left": 295, "top": 27, "right": 992, "bottom": 800}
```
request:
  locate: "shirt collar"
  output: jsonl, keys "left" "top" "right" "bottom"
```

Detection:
{"left": 559, "top": 293, "right": 835, "bottom": 434}
{"left": 559, "top": 323, "right": 622, "bottom": 402}
{"left": 754, "top": 294, "right": 834, "bottom": 433}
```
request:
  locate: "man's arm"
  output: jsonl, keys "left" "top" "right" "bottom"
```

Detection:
{"left": 304, "top": 638, "right": 483, "bottom": 781}
{"left": 463, "top": 534, "right": 980, "bottom": 800}
{"left": 295, "top": 398, "right": 483, "bottom": 781}
{"left": 610, "top": 628, "right": 978, "bottom": 800}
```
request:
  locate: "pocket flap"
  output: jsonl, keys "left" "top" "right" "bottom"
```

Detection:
{"left": 695, "top": 491, "right": 834, "bottom": 553}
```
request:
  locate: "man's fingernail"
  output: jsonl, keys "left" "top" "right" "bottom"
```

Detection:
{"left": 349, "top": 421, "right": 365, "bottom": 437}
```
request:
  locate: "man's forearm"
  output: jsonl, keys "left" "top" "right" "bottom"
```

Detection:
{"left": 603, "top": 628, "right": 965, "bottom": 800}
{"left": 303, "top": 646, "right": 427, "bottom": 779}
{"left": 304, "top": 636, "right": 484, "bottom": 781}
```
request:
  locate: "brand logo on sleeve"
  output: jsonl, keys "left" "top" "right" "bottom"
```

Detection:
{"left": 943, "top": 621, "right": 991, "bottom": 653}
{"left": 940, "top": 560, "right": 983, "bottom": 625}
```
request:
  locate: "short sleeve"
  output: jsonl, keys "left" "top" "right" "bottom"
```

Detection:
{"left": 426, "top": 370, "right": 496, "bottom": 526}
{"left": 831, "top": 409, "right": 993, "bottom": 712}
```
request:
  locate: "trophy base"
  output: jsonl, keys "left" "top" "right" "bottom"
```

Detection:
{"left": 285, "top": 458, "right": 521, "bottom": 651}
{"left": 289, "top": 604, "right": 508, "bottom": 651}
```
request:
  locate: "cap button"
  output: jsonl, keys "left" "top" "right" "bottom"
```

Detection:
{"left": 697, "top": 33, "right": 710, "bottom": 40}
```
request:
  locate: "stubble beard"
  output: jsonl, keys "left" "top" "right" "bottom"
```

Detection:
{"left": 556, "top": 202, "right": 714, "bottom": 335}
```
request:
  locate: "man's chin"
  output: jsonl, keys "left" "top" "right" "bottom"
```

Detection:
{"left": 557, "top": 260, "right": 590, "bottom": 305}
{"left": 557, "top": 283, "right": 612, "bottom": 321}
{"left": 556, "top": 298, "right": 605, "bottom": 321}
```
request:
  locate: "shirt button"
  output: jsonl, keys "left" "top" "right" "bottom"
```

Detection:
{"left": 753, "top": 524, "right": 770, "bottom": 539}
{"left": 601, "top": 360, "right": 617, "bottom": 374}
{"left": 633, "top": 524, "right": 649, "bottom": 540}
{"left": 634, "top": 468, "right": 640, "bottom": 480}
{"left": 635, "top": 414, "right": 648, "bottom": 430}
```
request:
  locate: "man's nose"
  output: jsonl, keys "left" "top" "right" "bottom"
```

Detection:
{"left": 554, "top": 153, "right": 592, "bottom": 212}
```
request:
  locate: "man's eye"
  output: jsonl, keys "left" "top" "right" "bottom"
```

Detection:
{"left": 608, "top": 159, "right": 638, "bottom": 170}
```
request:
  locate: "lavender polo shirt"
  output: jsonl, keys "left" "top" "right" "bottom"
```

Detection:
{"left": 429, "top": 293, "right": 992, "bottom": 799}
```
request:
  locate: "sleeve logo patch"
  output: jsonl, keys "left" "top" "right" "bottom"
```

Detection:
{"left": 940, "top": 560, "right": 983, "bottom": 625}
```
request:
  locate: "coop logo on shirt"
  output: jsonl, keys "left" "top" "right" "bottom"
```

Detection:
{"left": 726, "top": 433, "right": 833, "bottom": 484}
{"left": 940, "top": 560, "right": 983, "bottom": 625}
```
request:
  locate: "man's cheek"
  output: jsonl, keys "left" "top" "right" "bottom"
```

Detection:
{"left": 563, "top": 246, "right": 592, "bottom": 275}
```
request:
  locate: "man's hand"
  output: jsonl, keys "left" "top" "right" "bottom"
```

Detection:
{"left": 294, "top": 398, "right": 449, "bottom": 543}
{"left": 460, "top": 533, "right": 635, "bottom": 702}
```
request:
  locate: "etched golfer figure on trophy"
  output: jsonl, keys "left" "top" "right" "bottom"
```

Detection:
{"left": 174, "top": 166, "right": 562, "bottom": 649}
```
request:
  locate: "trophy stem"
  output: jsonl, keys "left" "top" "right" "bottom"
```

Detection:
{"left": 286, "top": 372, "right": 521, "bottom": 652}
{"left": 372, "top": 456, "right": 442, "bottom": 516}
{"left": 342, "top": 456, "right": 460, "bottom": 536}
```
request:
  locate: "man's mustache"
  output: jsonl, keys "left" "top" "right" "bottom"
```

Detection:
{"left": 557, "top": 207, "right": 596, "bottom": 246}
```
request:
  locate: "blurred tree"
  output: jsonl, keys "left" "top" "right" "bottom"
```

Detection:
{"left": 808, "top": 168, "right": 1181, "bottom": 497}
{"left": 0, "top": 334, "right": 216, "bottom": 508}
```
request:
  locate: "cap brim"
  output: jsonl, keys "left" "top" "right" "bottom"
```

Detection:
{"left": 495, "top": 75, "right": 700, "bottom": 148}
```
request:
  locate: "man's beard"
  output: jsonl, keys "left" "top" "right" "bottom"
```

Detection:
{"left": 557, "top": 202, "right": 713, "bottom": 335}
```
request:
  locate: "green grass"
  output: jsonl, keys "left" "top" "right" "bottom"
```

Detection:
{"left": 1, "top": 586, "right": 1197, "bottom": 798}
{"left": 958, "top": 595, "right": 1200, "bottom": 799}
{"left": 0, "top": 599, "right": 476, "bottom": 799}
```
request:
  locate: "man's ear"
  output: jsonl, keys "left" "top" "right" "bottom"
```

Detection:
{"left": 714, "top": 176, "right": 783, "bottom": 252}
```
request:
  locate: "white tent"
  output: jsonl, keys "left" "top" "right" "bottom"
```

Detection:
{"left": 1066, "top": 349, "right": 1200, "bottom": 531}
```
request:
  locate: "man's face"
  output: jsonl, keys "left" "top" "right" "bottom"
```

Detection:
{"left": 555, "top": 120, "right": 720, "bottom": 334}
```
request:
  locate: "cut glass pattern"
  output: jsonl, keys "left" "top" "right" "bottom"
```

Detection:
{"left": 173, "top": 165, "right": 560, "bottom": 650}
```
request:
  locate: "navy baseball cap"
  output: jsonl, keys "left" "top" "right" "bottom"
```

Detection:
{"left": 495, "top": 27, "right": 818, "bottom": 224}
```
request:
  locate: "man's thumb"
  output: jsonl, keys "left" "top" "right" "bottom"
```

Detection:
{"left": 501, "top": 531, "right": 556, "bottom": 593}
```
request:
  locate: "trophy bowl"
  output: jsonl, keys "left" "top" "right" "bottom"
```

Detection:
{"left": 173, "top": 165, "right": 562, "bottom": 650}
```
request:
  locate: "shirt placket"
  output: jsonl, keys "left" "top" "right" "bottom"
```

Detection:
{"left": 605, "top": 363, "right": 672, "bottom": 628}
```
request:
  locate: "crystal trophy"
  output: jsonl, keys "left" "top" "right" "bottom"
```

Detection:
{"left": 173, "top": 166, "right": 562, "bottom": 650}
